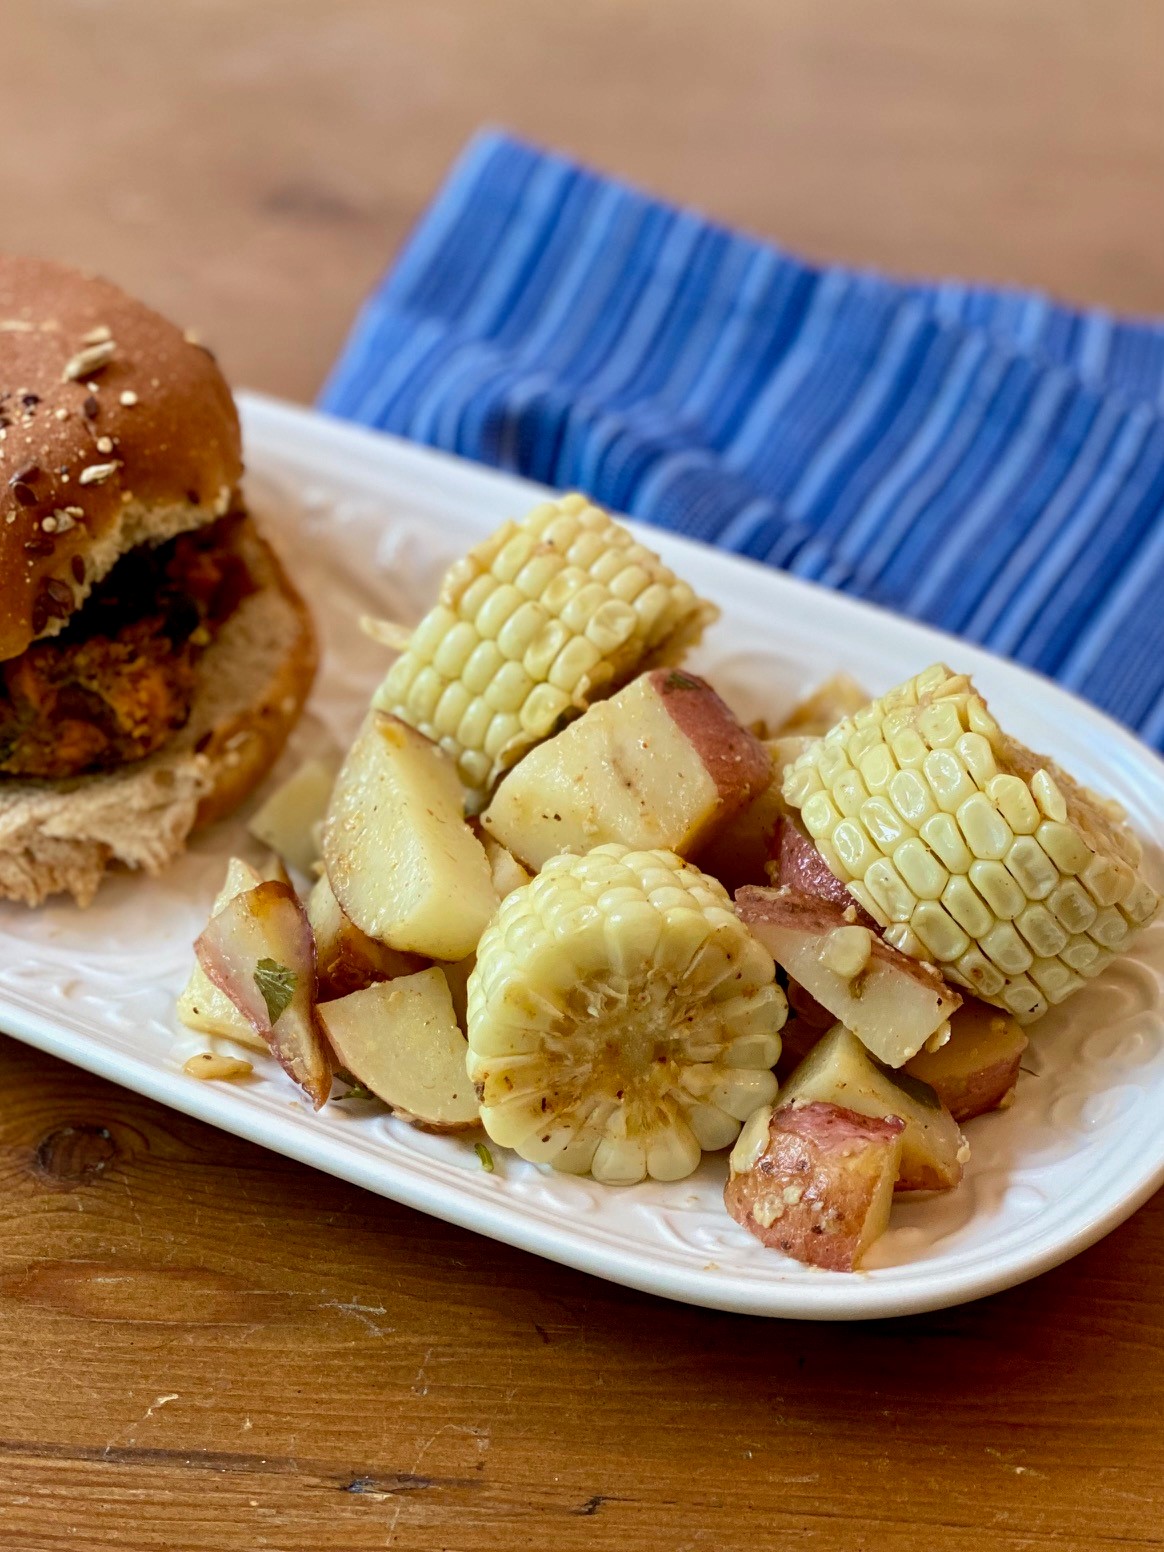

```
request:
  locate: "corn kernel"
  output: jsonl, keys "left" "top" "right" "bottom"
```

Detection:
{"left": 1004, "top": 835, "right": 1059, "bottom": 899}
{"left": 493, "top": 529, "right": 539, "bottom": 583}
{"left": 910, "top": 900, "right": 970, "bottom": 962}
{"left": 1015, "top": 903, "right": 1068, "bottom": 959}
{"left": 460, "top": 639, "right": 505, "bottom": 695}
{"left": 1001, "top": 976, "right": 1048, "bottom": 1023}
{"left": 585, "top": 599, "right": 639, "bottom": 654}
{"left": 987, "top": 774, "right": 1040, "bottom": 834}
{"left": 951, "top": 947, "right": 1006, "bottom": 998}
{"left": 833, "top": 769, "right": 871, "bottom": 819}
{"left": 408, "top": 664, "right": 445, "bottom": 723}
{"left": 514, "top": 550, "right": 565, "bottom": 600}
{"left": 1080, "top": 853, "right": 1134, "bottom": 908}
{"left": 966, "top": 696, "right": 1000, "bottom": 737}
{"left": 956, "top": 792, "right": 1014, "bottom": 859}
{"left": 819, "top": 925, "right": 873, "bottom": 979}
{"left": 476, "top": 582, "right": 524, "bottom": 640}
{"left": 1031, "top": 768, "right": 1068, "bottom": 822}
{"left": 969, "top": 859, "right": 1026, "bottom": 920}
{"left": 846, "top": 724, "right": 883, "bottom": 762}
{"left": 917, "top": 700, "right": 964, "bottom": 749}
{"left": 631, "top": 582, "right": 675, "bottom": 638}
{"left": 817, "top": 742, "right": 853, "bottom": 786}
{"left": 864, "top": 858, "right": 917, "bottom": 922}
{"left": 409, "top": 604, "right": 460, "bottom": 662}
{"left": 893, "top": 838, "right": 948, "bottom": 899}
{"left": 1060, "top": 936, "right": 1102, "bottom": 973}
{"left": 550, "top": 637, "right": 605, "bottom": 699}
{"left": 846, "top": 879, "right": 889, "bottom": 928}
{"left": 890, "top": 728, "right": 929, "bottom": 769}
{"left": 920, "top": 812, "right": 974, "bottom": 872}
{"left": 924, "top": 749, "right": 977, "bottom": 812}
{"left": 1089, "top": 906, "right": 1131, "bottom": 950}
{"left": 956, "top": 731, "right": 998, "bottom": 786}
{"left": 1047, "top": 879, "right": 1098, "bottom": 934}
{"left": 434, "top": 681, "right": 472, "bottom": 738}
{"left": 1037, "top": 820, "right": 1092, "bottom": 875}
{"left": 497, "top": 599, "right": 552, "bottom": 660}
{"left": 520, "top": 682, "right": 571, "bottom": 735}
{"left": 1029, "top": 957, "right": 1084, "bottom": 1004}
{"left": 521, "top": 618, "right": 572, "bottom": 681}
{"left": 541, "top": 566, "right": 588, "bottom": 614}
{"left": 883, "top": 921, "right": 926, "bottom": 958}
{"left": 431, "top": 620, "right": 479, "bottom": 679}
{"left": 942, "top": 876, "right": 995, "bottom": 939}
{"left": 484, "top": 712, "right": 522, "bottom": 759}
{"left": 889, "top": 768, "right": 939, "bottom": 826}
{"left": 801, "top": 790, "right": 844, "bottom": 841}
{"left": 783, "top": 764, "right": 824, "bottom": 807}
{"left": 1122, "top": 878, "right": 1161, "bottom": 926}
{"left": 980, "top": 921, "right": 1033, "bottom": 975}
{"left": 860, "top": 795, "right": 914, "bottom": 852}
{"left": 832, "top": 818, "right": 880, "bottom": 877}
{"left": 608, "top": 563, "right": 650, "bottom": 603}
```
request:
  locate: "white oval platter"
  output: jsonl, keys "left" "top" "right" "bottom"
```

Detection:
{"left": 2, "top": 391, "right": 1162, "bottom": 1321}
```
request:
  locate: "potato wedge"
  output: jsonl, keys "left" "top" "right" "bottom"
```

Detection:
{"left": 317, "top": 968, "right": 479, "bottom": 1132}
{"left": 195, "top": 880, "right": 332, "bottom": 1109}
{"left": 178, "top": 857, "right": 285, "bottom": 1053}
{"left": 904, "top": 998, "right": 1027, "bottom": 1121}
{"left": 440, "top": 955, "right": 474, "bottom": 1033}
{"left": 774, "top": 674, "right": 870, "bottom": 738}
{"left": 482, "top": 669, "right": 772, "bottom": 871}
{"left": 248, "top": 756, "right": 339, "bottom": 876}
{"left": 779, "top": 1023, "right": 966, "bottom": 1192}
{"left": 323, "top": 712, "right": 499, "bottom": 961}
{"left": 737, "top": 885, "right": 960, "bottom": 1067}
{"left": 725, "top": 1099, "right": 903, "bottom": 1271}
{"left": 308, "top": 872, "right": 426, "bottom": 1002}
{"left": 479, "top": 831, "right": 532, "bottom": 898}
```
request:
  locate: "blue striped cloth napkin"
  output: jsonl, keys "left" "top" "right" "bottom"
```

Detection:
{"left": 320, "top": 130, "right": 1164, "bottom": 748}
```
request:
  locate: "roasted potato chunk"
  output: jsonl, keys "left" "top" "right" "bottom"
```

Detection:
{"left": 725, "top": 1099, "right": 903, "bottom": 1271}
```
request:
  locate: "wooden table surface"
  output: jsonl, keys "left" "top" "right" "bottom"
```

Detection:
{"left": 3, "top": 3, "right": 1164, "bottom": 1548}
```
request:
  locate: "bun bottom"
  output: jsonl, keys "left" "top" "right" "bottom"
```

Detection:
{"left": 0, "top": 520, "right": 317, "bottom": 907}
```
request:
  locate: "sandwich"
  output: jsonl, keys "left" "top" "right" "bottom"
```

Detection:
{"left": 0, "top": 254, "right": 317, "bottom": 906}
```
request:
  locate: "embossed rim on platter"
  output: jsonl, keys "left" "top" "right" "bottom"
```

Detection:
{"left": 1, "top": 391, "right": 1163, "bottom": 1321}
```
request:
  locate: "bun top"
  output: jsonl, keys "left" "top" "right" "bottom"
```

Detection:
{"left": 0, "top": 254, "right": 243, "bottom": 662}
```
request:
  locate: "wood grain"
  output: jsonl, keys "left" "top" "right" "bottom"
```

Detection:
{"left": 2, "top": 1, "right": 1161, "bottom": 403}
{"left": 2, "top": 2, "right": 1164, "bottom": 1548}
{"left": 3, "top": 1034, "right": 1164, "bottom": 1551}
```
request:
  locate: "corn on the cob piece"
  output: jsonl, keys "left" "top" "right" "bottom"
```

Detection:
{"left": 782, "top": 664, "right": 1160, "bottom": 1024}
{"left": 466, "top": 844, "right": 785, "bottom": 1185}
{"left": 374, "top": 494, "right": 716, "bottom": 806}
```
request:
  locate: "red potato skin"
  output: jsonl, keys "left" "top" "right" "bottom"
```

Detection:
{"left": 774, "top": 1012, "right": 828, "bottom": 1081}
{"left": 649, "top": 669, "right": 773, "bottom": 819}
{"left": 195, "top": 880, "right": 333, "bottom": 1109}
{"left": 904, "top": 998, "right": 1027, "bottom": 1122}
{"left": 769, "top": 817, "right": 878, "bottom": 927}
{"left": 786, "top": 978, "right": 834, "bottom": 1031}
{"left": 725, "top": 1101, "right": 904, "bottom": 1273}
{"left": 308, "top": 876, "right": 426, "bottom": 1003}
{"left": 923, "top": 1052, "right": 1021, "bottom": 1122}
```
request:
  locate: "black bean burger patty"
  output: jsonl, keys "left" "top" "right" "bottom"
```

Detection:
{"left": 0, "top": 512, "right": 255, "bottom": 780}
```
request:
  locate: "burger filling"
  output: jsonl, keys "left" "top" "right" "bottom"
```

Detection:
{"left": 0, "top": 512, "right": 255, "bottom": 780}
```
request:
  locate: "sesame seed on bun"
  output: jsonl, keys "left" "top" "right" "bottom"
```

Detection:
{"left": 0, "top": 253, "right": 243, "bottom": 661}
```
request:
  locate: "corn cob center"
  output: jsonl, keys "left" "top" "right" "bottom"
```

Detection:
{"left": 467, "top": 845, "right": 786, "bottom": 1184}
{"left": 782, "top": 664, "right": 1160, "bottom": 1024}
